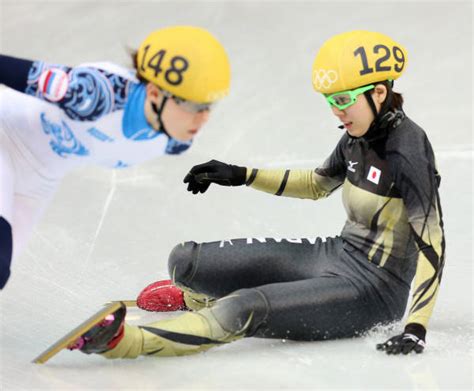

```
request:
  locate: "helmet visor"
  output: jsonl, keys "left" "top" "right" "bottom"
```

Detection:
{"left": 325, "top": 84, "right": 374, "bottom": 110}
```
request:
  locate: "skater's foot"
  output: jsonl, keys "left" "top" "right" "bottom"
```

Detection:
{"left": 137, "top": 280, "right": 186, "bottom": 312}
{"left": 68, "top": 304, "right": 126, "bottom": 354}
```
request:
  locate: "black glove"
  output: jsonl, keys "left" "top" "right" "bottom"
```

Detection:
{"left": 376, "top": 323, "right": 426, "bottom": 355}
{"left": 183, "top": 160, "right": 247, "bottom": 194}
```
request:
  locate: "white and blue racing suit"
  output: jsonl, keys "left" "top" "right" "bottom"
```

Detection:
{"left": 0, "top": 55, "right": 191, "bottom": 288}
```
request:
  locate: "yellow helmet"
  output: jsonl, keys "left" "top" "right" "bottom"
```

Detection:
{"left": 312, "top": 30, "right": 408, "bottom": 94}
{"left": 137, "top": 26, "right": 231, "bottom": 103}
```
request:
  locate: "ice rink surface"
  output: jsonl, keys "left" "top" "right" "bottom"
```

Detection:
{"left": 0, "top": 0, "right": 472, "bottom": 389}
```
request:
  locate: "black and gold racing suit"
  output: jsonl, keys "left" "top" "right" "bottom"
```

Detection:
{"left": 243, "top": 110, "right": 445, "bottom": 328}
{"left": 102, "top": 111, "right": 445, "bottom": 358}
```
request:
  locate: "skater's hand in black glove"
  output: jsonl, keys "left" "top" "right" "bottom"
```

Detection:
{"left": 183, "top": 160, "right": 247, "bottom": 194}
{"left": 376, "top": 323, "right": 426, "bottom": 355}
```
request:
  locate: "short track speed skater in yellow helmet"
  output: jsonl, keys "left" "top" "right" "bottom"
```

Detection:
{"left": 312, "top": 30, "right": 408, "bottom": 120}
{"left": 312, "top": 30, "right": 408, "bottom": 94}
{"left": 137, "top": 26, "right": 231, "bottom": 104}
{"left": 135, "top": 25, "right": 231, "bottom": 137}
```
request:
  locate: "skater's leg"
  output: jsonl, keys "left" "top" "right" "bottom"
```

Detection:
{"left": 94, "top": 270, "right": 400, "bottom": 359}
{"left": 137, "top": 237, "right": 342, "bottom": 312}
{"left": 251, "top": 275, "right": 405, "bottom": 340}
{"left": 101, "top": 274, "right": 395, "bottom": 359}
{"left": 0, "top": 131, "right": 59, "bottom": 288}
{"left": 1, "top": 192, "right": 55, "bottom": 288}
{"left": 0, "top": 217, "right": 13, "bottom": 289}
{"left": 168, "top": 236, "right": 341, "bottom": 299}
{"left": 102, "top": 288, "right": 269, "bottom": 359}
{"left": 0, "top": 146, "right": 14, "bottom": 288}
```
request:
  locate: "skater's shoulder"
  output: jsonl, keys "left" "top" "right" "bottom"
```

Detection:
{"left": 386, "top": 115, "right": 430, "bottom": 155}
{"left": 75, "top": 61, "right": 138, "bottom": 82}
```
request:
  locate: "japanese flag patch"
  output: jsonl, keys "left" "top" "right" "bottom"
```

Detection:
{"left": 38, "top": 68, "right": 69, "bottom": 102}
{"left": 367, "top": 166, "right": 381, "bottom": 185}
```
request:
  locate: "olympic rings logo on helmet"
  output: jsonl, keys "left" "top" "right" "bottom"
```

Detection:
{"left": 206, "top": 89, "right": 230, "bottom": 103}
{"left": 312, "top": 69, "right": 338, "bottom": 91}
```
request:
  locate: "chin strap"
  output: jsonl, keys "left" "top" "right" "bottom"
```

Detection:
{"left": 364, "top": 90, "right": 379, "bottom": 118}
{"left": 151, "top": 96, "right": 170, "bottom": 137}
{"left": 364, "top": 82, "right": 394, "bottom": 128}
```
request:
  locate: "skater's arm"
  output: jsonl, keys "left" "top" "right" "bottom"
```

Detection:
{"left": 245, "top": 168, "right": 340, "bottom": 199}
{"left": 184, "top": 135, "right": 347, "bottom": 196}
{"left": 388, "top": 134, "right": 445, "bottom": 331}
{"left": 1, "top": 56, "right": 132, "bottom": 122}
{"left": 0, "top": 54, "right": 34, "bottom": 92}
{"left": 246, "top": 134, "right": 347, "bottom": 199}
{"left": 376, "top": 130, "right": 445, "bottom": 355}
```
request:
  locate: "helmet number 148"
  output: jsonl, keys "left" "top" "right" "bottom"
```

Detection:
{"left": 140, "top": 45, "right": 190, "bottom": 86}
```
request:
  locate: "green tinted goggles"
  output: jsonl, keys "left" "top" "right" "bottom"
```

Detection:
{"left": 325, "top": 84, "right": 375, "bottom": 110}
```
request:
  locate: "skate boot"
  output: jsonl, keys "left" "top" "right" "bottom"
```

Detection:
{"left": 68, "top": 303, "right": 127, "bottom": 354}
{"left": 136, "top": 279, "right": 186, "bottom": 312}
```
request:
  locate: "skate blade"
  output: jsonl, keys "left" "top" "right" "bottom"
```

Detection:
{"left": 32, "top": 301, "right": 124, "bottom": 364}
{"left": 105, "top": 300, "right": 137, "bottom": 307}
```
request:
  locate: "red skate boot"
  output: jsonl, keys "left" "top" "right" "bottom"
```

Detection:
{"left": 136, "top": 279, "right": 186, "bottom": 312}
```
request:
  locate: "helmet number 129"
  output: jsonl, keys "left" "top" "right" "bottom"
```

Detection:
{"left": 353, "top": 45, "right": 405, "bottom": 76}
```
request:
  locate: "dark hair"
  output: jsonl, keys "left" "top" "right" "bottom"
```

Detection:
{"left": 376, "top": 80, "right": 404, "bottom": 111}
{"left": 130, "top": 50, "right": 148, "bottom": 83}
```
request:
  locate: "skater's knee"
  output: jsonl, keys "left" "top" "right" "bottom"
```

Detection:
{"left": 168, "top": 241, "right": 199, "bottom": 286}
{"left": 210, "top": 288, "right": 270, "bottom": 337}
{"left": 0, "top": 216, "right": 13, "bottom": 289}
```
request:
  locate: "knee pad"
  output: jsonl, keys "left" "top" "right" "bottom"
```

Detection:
{"left": 210, "top": 288, "right": 270, "bottom": 337}
{"left": 167, "top": 241, "right": 199, "bottom": 286}
{"left": 0, "top": 216, "right": 13, "bottom": 289}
